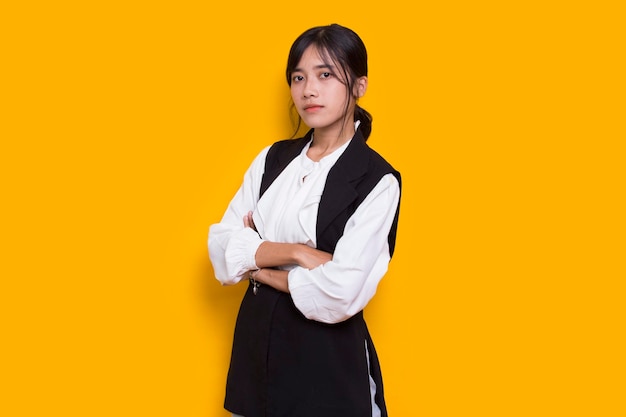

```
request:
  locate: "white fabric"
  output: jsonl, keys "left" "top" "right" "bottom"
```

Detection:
{"left": 208, "top": 137, "right": 400, "bottom": 324}
{"left": 365, "top": 340, "right": 382, "bottom": 417}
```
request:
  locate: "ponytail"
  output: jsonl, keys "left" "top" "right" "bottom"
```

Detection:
{"left": 355, "top": 105, "right": 373, "bottom": 141}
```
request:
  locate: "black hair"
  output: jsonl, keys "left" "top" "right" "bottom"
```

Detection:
{"left": 286, "top": 24, "right": 373, "bottom": 141}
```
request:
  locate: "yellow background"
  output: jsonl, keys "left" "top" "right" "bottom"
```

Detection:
{"left": 1, "top": 1, "right": 624, "bottom": 416}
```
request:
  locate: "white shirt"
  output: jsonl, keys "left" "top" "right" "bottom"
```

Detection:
{"left": 208, "top": 137, "right": 400, "bottom": 324}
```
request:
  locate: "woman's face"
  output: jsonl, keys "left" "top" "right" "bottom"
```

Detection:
{"left": 290, "top": 46, "right": 355, "bottom": 136}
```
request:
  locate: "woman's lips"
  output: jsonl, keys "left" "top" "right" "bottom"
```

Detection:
{"left": 304, "top": 105, "right": 323, "bottom": 112}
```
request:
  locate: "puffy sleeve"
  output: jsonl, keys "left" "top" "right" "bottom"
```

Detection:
{"left": 287, "top": 173, "right": 400, "bottom": 324}
{"left": 208, "top": 146, "right": 270, "bottom": 285}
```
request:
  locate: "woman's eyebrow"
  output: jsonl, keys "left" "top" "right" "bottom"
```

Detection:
{"left": 293, "top": 64, "right": 335, "bottom": 73}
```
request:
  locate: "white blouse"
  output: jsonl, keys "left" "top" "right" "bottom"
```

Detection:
{"left": 208, "top": 137, "right": 400, "bottom": 324}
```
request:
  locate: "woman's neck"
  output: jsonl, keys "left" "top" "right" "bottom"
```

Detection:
{"left": 307, "top": 125, "right": 355, "bottom": 162}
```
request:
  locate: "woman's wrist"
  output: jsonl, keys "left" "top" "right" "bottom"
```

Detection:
{"left": 249, "top": 268, "right": 262, "bottom": 295}
{"left": 290, "top": 244, "right": 303, "bottom": 266}
{"left": 250, "top": 268, "right": 262, "bottom": 279}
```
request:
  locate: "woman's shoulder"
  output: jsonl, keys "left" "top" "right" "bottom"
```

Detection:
{"left": 349, "top": 138, "right": 400, "bottom": 177}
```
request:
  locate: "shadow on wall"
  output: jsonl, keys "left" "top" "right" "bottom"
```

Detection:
{"left": 197, "top": 251, "right": 247, "bottom": 343}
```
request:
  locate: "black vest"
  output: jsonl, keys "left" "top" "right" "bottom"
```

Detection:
{"left": 225, "top": 130, "right": 401, "bottom": 417}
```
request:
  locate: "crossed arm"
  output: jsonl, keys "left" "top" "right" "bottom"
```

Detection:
{"left": 209, "top": 170, "right": 399, "bottom": 323}
{"left": 243, "top": 211, "right": 332, "bottom": 293}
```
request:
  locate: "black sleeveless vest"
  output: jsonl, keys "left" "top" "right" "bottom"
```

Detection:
{"left": 224, "top": 129, "right": 401, "bottom": 417}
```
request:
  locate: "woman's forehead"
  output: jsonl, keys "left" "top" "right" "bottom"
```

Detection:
{"left": 298, "top": 45, "right": 340, "bottom": 69}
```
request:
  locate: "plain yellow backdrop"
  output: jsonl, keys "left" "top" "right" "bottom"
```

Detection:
{"left": 1, "top": 1, "right": 624, "bottom": 416}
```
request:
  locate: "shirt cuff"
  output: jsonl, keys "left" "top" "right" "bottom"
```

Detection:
{"left": 224, "top": 227, "right": 264, "bottom": 279}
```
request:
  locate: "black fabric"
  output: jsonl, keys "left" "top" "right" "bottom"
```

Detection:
{"left": 260, "top": 129, "right": 401, "bottom": 256}
{"left": 225, "top": 130, "right": 401, "bottom": 417}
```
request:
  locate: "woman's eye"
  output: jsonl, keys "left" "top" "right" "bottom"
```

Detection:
{"left": 321, "top": 72, "right": 332, "bottom": 79}
{"left": 293, "top": 75, "right": 304, "bottom": 82}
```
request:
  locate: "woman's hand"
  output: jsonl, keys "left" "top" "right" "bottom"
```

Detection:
{"left": 243, "top": 210, "right": 257, "bottom": 232}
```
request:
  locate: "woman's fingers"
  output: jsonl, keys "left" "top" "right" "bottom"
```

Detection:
{"left": 243, "top": 211, "right": 257, "bottom": 231}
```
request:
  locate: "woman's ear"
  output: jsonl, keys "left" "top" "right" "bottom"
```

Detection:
{"left": 355, "top": 76, "right": 368, "bottom": 98}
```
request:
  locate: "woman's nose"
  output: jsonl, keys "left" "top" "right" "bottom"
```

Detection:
{"left": 303, "top": 80, "right": 318, "bottom": 98}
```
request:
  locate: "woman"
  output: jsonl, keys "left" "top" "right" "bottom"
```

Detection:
{"left": 209, "top": 23, "right": 401, "bottom": 417}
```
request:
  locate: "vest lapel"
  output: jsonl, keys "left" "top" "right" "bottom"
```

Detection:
{"left": 316, "top": 130, "right": 370, "bottom": 238}
{"left": 260, "top": 131, "right": 312, "bottom": 198}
